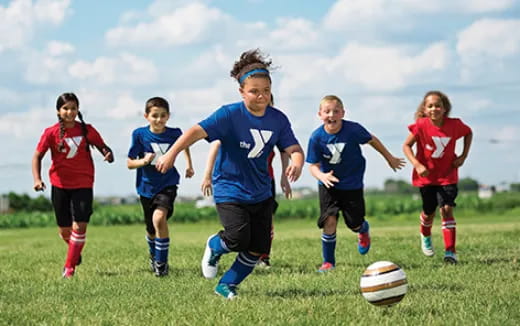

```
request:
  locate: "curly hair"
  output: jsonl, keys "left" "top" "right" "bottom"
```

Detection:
{"left": 230, "top": 49, "right": 273, "bottom": 85}
{"left": 415, "top": 90, "right": 452, "bottom": 120}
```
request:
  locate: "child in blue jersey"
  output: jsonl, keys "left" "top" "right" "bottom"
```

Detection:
{"left": 156, "top": 49, "right": 304, "bottom": 299}
{"left": 307, "top": 95, "right": 405, "bottom": 272}
{"left": 127, "top": 97, "right": 194, "bottom": 277}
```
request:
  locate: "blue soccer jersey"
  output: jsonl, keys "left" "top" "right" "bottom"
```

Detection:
{"left": 199, "top": 101, "right": 299, "bottom": 204}
{"left": 128, "top": 126, "right": 182, "bottom": 198}
{"left": 306, "top": 120, "right": 372, "bottom": 190}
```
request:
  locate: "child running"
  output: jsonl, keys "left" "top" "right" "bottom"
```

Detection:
{"left": 306, "top": 95, "right": 405, "bottom": 272}
{"left": 200, "top": 141, "right": 291, "bottom": 269}
{"left": 127, "top": 97, "right": 194, "bottom": 276}
{"left": 156, "top": 49, "right": 304, "bottom": 299}
{"left": 200, "top": 94, "right": 291, "bottom": 269}
{"left": 403, "top": 90, "right": 472, "bottom": 264}
{"left": 32, "top": 92, "right": 114, "bottom": 278}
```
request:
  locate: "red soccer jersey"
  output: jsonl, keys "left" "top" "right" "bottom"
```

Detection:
{"left": 36, "top": 122, "right": 107, "bottom": 189}
{"left": 408, "top": 117, "right": 471, "bottom": 187}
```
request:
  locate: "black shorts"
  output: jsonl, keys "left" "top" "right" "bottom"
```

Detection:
{"left": 271, "top": 179, "right": 279, "bottom": 214}
{"left": 51, "top": 186, "right": 93, "bottom": 227}
{"left": 140, "top": 186, "right": 178, "bottom": 235}
{"left": 318, "top": 185, "right": 365, "bottom": 230}
{"left": 216, "top": 198, "right": 274, "bottom": 254}
{"left": 419, "top": 184, "right": 458, "bottom": 215}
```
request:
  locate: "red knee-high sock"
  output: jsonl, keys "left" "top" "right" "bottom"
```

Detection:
{"left": 420, "top": 212, "right": 433, "bottom": 236}
{"left": 65, "top": 231, "right": 86, "bottom": 268}
{"left": 60, "top": 235, "right": 70, "bottom": 244}
{"left": 441, "top": 217, "right": 456, "bottom": 252}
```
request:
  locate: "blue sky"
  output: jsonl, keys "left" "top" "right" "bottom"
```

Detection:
{"left": 1, "top": 0, "right": 519, "bottom": 197}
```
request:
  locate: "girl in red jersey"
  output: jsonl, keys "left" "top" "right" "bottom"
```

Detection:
{"left": 403, "top": 90, "right": 473, "bottom": 264}
{"left": 32, "top": 92, "right": 114, "bottom": 278}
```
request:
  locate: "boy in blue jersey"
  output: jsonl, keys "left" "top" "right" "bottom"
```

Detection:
{"left": 156, "top": 49, "right": 304, "bottom": 299}
{"left": 127, "top": 97, "right": 194, "bottom": 277}
{"left": 306, "top": 95, "right": 405, "bottom": 272}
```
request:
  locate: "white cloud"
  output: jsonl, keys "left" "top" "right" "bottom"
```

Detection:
{"left": 268, "top": 18, "right": 319, "bottom": 50}
{"left": 0, "top": 0, "right": 70, "bottom": 52}
{"left": 46, "top": 40, "right": 74, "bottom": 56}
{"left": 105, "top": 3, "right": 227, "bottom": 47}
{"left": 68, "top": 53, "right": 158, "bottom": 85}
{"left": 331, "top": 42, "right": 449, "bottom": 90}
{"left": 107, "top": 93, "right": 143, "bottom": 120}
{"left": 457, "top": 19, "right": 520, "bottom": 61}
{"left": 324, "top": 0, "right": 516, "bottom": 30}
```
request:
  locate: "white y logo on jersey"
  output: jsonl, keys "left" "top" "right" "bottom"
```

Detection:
{"left": 150, "top": 143, "right": 170, "bottom": 165}
{"left": 247, "top": 129, "right": 273, "bottom": 158}
{"left": 326, "top": 143, "right": 346, "bottom": 164}
{"left": 430, "top": 136, "right": 451, "bottom": 158}
{"left": 64, "top": 136, "right": 83, "bottom": 159}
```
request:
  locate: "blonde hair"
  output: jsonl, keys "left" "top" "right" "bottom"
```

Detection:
{"left": 415, "top": 90, "right": 452, "bottom": 120}
{"left": 320, "top": 95, "right": 344, "bottom": 111}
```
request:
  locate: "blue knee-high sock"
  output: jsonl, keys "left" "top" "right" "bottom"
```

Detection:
{"left": 146, "top": 235, "right": 155, "bottom": 257}
{"left": 219, "top": 252, "right": 259, "bottom": 286}
{"left": 155, "top": 237, "right": 169, "bottom": 263}
{"left": 209, "top": 234, "right": 230, "bottom": 255}
{"left": 322, "top": 233, "right": 336, "bottom": 265}
{"left": 358, "top": 221, "right": 369, "bottom": 234}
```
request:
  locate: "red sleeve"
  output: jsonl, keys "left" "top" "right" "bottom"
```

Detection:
{"left": 408, "top": 122, "right": 418, "bottom": 135}
{"left": 455, "top": 119, "right": 472, "bottom": 138}
{"left": 36, "top": 127, "right": 52, "bottom": 153}
{"left": 86, "top": 125, "right": 106, "bottom": 148}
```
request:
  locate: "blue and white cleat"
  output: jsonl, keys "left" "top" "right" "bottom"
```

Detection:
{"left": 215, "top": 283, "right": 237, "bottom": 299}
{"left": 201, "top": 234, "right": 222, "bottom": 279}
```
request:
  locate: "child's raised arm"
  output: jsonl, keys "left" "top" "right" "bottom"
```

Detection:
{"left": 156, "top": 124, "right": 208, "bottom": 174}
{"left": 368, "top": 134, "right": 405, "bottom": 172}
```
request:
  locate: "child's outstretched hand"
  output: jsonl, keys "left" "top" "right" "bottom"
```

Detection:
{"left": 185, "top": 167, "right": 195, "bottom": 178}
{"left": 156, "top": 154, "right": 174, "bottom": 174}
{"left": 33, "top": 180, "right": 46, "bottom": 192}
{"left": 285, "top": 164, "right": 302, "bottom": 183}
{"left": 388, "top": 156, "right": 406, "bottom": 172}
{"left": 318, "top": 170, "right": 339, "bottom": 188}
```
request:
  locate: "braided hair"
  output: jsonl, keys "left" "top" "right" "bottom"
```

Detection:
{"left": 56, "top": 93, "right": 90, "bottom": 152}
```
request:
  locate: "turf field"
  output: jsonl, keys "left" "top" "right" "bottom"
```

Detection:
{"left": 0, "top": 216, "right": 518, "bottom": 325}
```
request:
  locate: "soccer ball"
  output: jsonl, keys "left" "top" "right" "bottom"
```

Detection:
{"left": 360, "top": 261, "right": 408, "bottom": 306}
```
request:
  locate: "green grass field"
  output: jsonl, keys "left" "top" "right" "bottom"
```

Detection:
{"left": 1, "top": 216, "right": 519, "bottom": 325}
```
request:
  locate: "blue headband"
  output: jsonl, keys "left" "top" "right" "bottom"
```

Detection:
{"left": 238, "top": 68, "right": 269, "bottom": 84}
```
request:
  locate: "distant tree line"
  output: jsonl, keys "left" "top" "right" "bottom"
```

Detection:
{"left": 2, "top": 178, "right": 519, "bottom": 213}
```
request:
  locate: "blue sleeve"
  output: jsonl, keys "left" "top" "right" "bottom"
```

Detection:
{"left": 198, "top": 107, "right": 229, "bottom": 142}
{"left": 355, "top": 123, "right": 372, "bottom": 144}
{"left": 276, "top": 114, "right": 299, "bottom": 150}
{"left": 306, "top": 134, "right": 321, "bottom": 164}
{"left": 127, "top": 129, "right": 143, "bottom": 159}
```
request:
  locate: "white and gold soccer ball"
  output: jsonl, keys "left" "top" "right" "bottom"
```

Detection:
{"left": 360, "top": 261, "right": 408, "bottom": 306}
